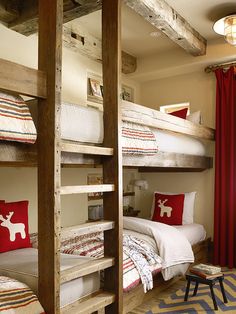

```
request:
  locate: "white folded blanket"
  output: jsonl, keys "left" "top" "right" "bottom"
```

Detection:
{"left": 123, "top": 217, "right": 194, "bottom": 280}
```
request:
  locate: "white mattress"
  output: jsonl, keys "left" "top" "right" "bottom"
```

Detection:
{"left": 60, "top": 102, "right": 206, "bottom": 156}
{"left": 0, "top": 248, "right": 100, "bottom": 308}
{"left": 61, "top": 102, "right": 103, "bottom": 144}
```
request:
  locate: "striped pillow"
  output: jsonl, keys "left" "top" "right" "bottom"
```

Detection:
{"left": 0, "top": 92, "right": 37, "bottom": 144}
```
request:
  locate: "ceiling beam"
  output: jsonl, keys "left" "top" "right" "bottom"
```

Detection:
{"left": 124, "top": 0, "right": 207, "bottom": 56}
{"left": 0, "top": 1, "right": 19, "bottom": 23}
{"left": 1, "top": 0, "right": 102, "bottom": 36}
{"left": 63, "top": 23, "right": 137, "bottom": 74}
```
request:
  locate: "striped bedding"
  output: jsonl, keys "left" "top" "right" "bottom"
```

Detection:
{"left": 30, "top": 232, "right": 162, "bottom": 293}
{"left": 0, "top": 92, "right": 37, "bottom": 144}
{"left": 122, "top": 121, "right": 158, "bottom": 155}
{"left": 0, "top": 93, "right": 158, "bottom": 155}
{"left": 0, "top": 276, "right": 44, "bottom": 314}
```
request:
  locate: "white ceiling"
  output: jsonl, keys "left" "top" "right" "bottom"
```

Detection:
{"left": 166, "top": 0, "right": 236, "bottom": 39}
{"left": 77, "top": 0, "right": 236, "bottom": 58}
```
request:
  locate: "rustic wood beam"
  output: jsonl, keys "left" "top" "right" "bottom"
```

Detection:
{"left": 63, "top": 23, "right": 137, "bottom": 74}
{"left": 124, "top": 0, "right": 207, "bottom": 56}
{"left": 7, "top": 0, "right": 102, "bottom": 36}
{"left": 0, "top": 0, "right": 19, "bottom": 23}
{"left": 38, "top": 0, "right": 63, "bottom": 312}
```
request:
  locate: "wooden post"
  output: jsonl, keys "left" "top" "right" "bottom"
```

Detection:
{"left": 38, "top": 0, "right": 63, "bottom": 313}
{"left": 102, "top": 0, "right": 123, "bottom": 313}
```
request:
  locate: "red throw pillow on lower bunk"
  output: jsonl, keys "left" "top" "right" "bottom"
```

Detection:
{"left": 0, "top": 201, "right": 31, "bottom": 253}
{"left": 169, "top": 108, "right": 188, "bottom": 119}
{"left": 152, "top": 193, "right": 185, "bottom": 225}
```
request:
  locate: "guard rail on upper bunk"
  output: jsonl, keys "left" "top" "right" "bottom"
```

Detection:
{"left": 121, "top": 100, "right": 215, "bottom": 141}
{"left": 0, "top": 58, "right": 46, "bottom": 99}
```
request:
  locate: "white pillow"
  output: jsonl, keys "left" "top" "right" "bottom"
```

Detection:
{"left": 151, "top": 191, "right": 196, "bottom": 225}
{"left": 186, "top": 111, "right": 202, "bottom": 124}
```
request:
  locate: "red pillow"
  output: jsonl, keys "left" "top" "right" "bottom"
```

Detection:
{"left": 0, "top": 201, "right": 31, "bottom": 253}
{"left": 169, "top": 108, "right": 188, "bottom": 119}
{"left": 152, "top": 193, "right": 185, "bottom": 225}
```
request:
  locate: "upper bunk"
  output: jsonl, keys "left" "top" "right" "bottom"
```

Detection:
{"left": 0, "top": 1, "right": 215, "bottom": 172}
{"left": 0, "top": 58, "right": 215, "bottom": 172}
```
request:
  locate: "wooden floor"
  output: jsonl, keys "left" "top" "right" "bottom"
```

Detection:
{"left": 127, "top": 278, "right": 186, "bottom": 314}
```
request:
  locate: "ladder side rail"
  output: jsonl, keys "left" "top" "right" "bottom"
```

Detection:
{"left": 102, "top": 0, "right": 123, "bottom": 313}
{"left": 38, "top": 0, "right": 63, "bottom": 313}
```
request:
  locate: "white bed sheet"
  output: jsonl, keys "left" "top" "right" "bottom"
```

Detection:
{"left": 124, "top": 223, "right": 206, "bottom": 247}
{"left": 174, "top": 223, "right": 206, "bottom": 246}
{"left": 60, "top": 102, "right": 206, "bottom": 156}
{"left": 0, "top": 248, "right": 100, "bottom": 308}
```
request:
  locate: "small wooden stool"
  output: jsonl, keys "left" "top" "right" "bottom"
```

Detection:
{"left": 184, "top": 273, "right": 228, "bottom": 310}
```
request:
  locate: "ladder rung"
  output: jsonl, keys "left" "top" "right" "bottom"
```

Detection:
{"left": 61, "top": 291, "right": 115, "bottom": 314}
{"left": 61, "top": 257, "right": 115, "bottom": 284}
{"left": 61, "top": 141, "right": 114, "bottom": 156}
{"left": 60, "top": 184, "right": 114, "bottom": 195}
{"left": 61, "top": 221, "right": 115, "bottom": 240}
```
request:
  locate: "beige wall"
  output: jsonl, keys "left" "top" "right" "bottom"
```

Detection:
{"left": 0, "top": 24, "right": 140, "bottom": 232}
{"left": 139, "top": 71, "right": 216, "bottom": 237}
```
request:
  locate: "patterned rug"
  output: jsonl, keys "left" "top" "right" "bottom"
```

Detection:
{"left": 131, "top": 270, "right": 236, "bottom": 313}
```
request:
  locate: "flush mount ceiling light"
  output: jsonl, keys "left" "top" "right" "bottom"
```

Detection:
{"left": 213, "top": 14, "right": 236, "bottom": 46}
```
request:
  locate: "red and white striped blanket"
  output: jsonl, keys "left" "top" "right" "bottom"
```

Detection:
{"left": 61, "top": 232, "right": 162, "bottom": 292}
{"left": 31, "top": 232, "right": 162, "bottom": 293}
{"left": 0, "top": 276, "right": 44, "bottom": 314}
{"left": 122, "top": 121, "right": 158, "bottom": 155}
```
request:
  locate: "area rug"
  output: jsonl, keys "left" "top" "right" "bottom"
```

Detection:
{"left": 132, "top": 270, "right": 236, "bottom": 313}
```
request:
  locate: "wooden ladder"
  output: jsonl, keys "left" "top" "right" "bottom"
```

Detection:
{"left": 37, "top": 0, "right": 122, "bottom": 313}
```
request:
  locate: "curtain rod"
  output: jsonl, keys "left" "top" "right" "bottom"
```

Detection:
{"left": 205, "top": 60, "right": 236, "bottom": 73}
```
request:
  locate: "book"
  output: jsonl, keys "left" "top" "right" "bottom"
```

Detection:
{"left": 190, "top": 268, "right": 223, "bottom": 279}
{"left": 191, "top": 263, "right": 221, "bottom": 275}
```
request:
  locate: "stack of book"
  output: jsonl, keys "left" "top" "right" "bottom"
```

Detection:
{"left": 190, "top": 264, "right": 222, "bottom": 279}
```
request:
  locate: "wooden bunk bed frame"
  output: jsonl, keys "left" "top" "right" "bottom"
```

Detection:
{"left": 0, "top": 1, "right": 214, "bottom": 313}
{"left": 0, "top": 98, "right": 215, "bottom": 171}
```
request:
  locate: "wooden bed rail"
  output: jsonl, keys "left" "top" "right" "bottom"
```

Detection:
{"left": 0, "top": 58, "right": 46, "bottom": 98}
{"left": 122, "top": 101, "right": 215, "bottom": 141}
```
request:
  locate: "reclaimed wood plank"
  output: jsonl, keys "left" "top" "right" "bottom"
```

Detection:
{"left": 122, "top": 101, "right": 215, "bottom": 141}
{"left": 63, "top": 23, "right": 137, "bottom": 74}
{"left": 60, "top": 184, "right": 114, "bottom": 195}
{"left": 61, "top": 221, "right": 115, "bottom": 241}
{"left": 124, "top": 0, "right": 207, "bottom": 56}
{"left": 9, "top": 0, "right": 102, "bottom": 36}
{"left": 61, "top": 257, "right": 115, "bottom": 283}
{"left": 37, "top": 0, "right": 63, "bottom": 313}
{"left": 102, "top": 0, "right": 123, "bottom": 312}
{"left": 61, "top": 292, "right": 115, "bottom": 314}
{"left": 0, "top": 58, "right": 46, "bottom": 98}
{"left": 61, "top": 141, "right": 113, "bottom": 156}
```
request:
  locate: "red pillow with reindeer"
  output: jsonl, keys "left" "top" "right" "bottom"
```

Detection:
{"left": 0, "top": 201, "right": 31, "bottom": 253}
{"left": 152, "top": 193, "right": 185, "bottom": 225}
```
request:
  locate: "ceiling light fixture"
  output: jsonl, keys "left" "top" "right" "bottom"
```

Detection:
{"left": 213, "top": 14, "right": 236, "bottom": 46}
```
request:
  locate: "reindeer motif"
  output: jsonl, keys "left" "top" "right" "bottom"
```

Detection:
{"left": 0, "top": 212, "right": 26, "bottom": 242}
{"left": 158, "top": 199, "right": 173, "bottom": 218}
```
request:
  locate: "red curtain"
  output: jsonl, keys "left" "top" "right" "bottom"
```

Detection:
{"left": 214, "top": 67, "right": 236, "bottom": 268}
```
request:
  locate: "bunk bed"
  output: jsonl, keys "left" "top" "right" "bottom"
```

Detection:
{"left": 0, "top": 98, "right": 214, "bottom": 171}
{"left": 0, "top": 0, "right": 214, "bottom": 313}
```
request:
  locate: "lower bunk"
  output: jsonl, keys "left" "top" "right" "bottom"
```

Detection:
{"left": 123, "top": 237, "right": 211, "bottom": 313}
{"left": 0, "top": 218, "right": 210, "bottom": 313}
